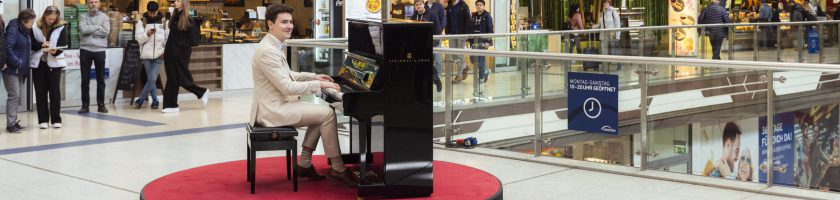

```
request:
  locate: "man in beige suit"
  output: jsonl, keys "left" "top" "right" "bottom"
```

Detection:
{"left": 250, "top": 4, "right": 356, "bottom": 186}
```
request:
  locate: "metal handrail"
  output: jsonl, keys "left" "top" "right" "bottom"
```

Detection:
{"left": 430, "top": 48, "right": 840, "bottom": 73}
{"left": 285, "top": 20, "right": 840, "bottom": 43}
{"left": 283, "top": 36, "right": 840, "bottom": 73}
{"left": 433, "top": 20, "right": 840, "bottom": 39}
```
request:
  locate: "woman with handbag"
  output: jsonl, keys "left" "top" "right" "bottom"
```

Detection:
{"left": 31, "top": 6, "right": 69, "bottom": 129}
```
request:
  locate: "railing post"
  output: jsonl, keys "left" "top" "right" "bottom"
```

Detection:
{"left": 444, "top": 54, "right": 457, "bottom": 147}
{"left": 729, "top": 26, "right": 735, "bottom": 60}
{"left": 777, "top": 25, "right": 782, "bottom": 62}
{"left": 819, "top": 24, "right": 825, "bottom": 63}
{"left": 533, "top": 62, "right": 544, "bottom": 157}
{"left": 799, "top": 25, "right": 805, "bottom": 63}
{"left": 671, "top": 28, "right": 676, "bottom": 80}
{"left": 766, "top": 70, "right": 775, "bottom": 187}
{"left": 639, "top": 29, "right": 645, "bottom": 57}
{"left": 291, "top": 46, "right": 299, "bottom": 71}
{"left": 640, "top": 64, "right": 649, "bottom": 170}
{"left": 754, "top": 25, "right": 759, "bottom": 61}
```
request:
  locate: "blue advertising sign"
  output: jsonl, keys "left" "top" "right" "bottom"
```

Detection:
{"left": 759, "top": 112, "right": 796, "bottom": 186}
{"left": 567, "top": 72, "right": 619, "bottom": 135}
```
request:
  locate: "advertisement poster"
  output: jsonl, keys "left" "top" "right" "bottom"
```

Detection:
{"left": 759, "top": 112, "right": 796, "bottom": 186}
{"left": 567, "top": 72, "right": 619, "bottom": 135}
{"left": 693, "top": 118, "right": 760, "bottom": 182}
{"left": 668, "top": 0, "right": 698, "bottom": 56}
{"left": 790, "top": 104, "right": 840, "bottom": 190}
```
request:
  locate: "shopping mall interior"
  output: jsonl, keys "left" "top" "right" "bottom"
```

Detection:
{"left": 2, "top": 0, "right": 840, "bottom": 199}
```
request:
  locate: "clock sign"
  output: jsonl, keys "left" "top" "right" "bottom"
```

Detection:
{"left": 567, "top": 72, "right": 619, "bottom": 135}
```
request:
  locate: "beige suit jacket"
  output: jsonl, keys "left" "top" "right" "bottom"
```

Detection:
{"left": 249, "top": 34, "right": 321, "bottom": 127}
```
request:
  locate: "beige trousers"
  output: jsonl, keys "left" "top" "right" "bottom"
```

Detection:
{"left": 287, "top": 103, "right": 341, "bottom": 158}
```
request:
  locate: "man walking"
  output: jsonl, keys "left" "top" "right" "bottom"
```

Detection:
{"left": 78, "top": 0, "right": 110, "bottom": 113}
{"left": 446, "top": 0, "right": 471, "bottom": 83}
{"left": 413, "top": 0, "right": 443, "bottom": 92}
{"left": 468, "top": 0, "right": 493, "bottom": 84}
{"left": 698, "top": 0, "right": 731, "bottom": 60}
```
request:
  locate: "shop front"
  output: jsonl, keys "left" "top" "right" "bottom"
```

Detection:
{"left": 18, "top": 0, "right": 345, "bottom": 106}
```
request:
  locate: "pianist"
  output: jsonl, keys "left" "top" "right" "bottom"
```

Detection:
{"left": 249, "top": 4, "right": 357, "bottom": 186}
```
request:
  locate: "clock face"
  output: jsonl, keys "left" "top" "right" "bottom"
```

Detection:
{"left": 583, "top": 97, "right": 602, "bottom": 119}
{"left": 366, "top": 0, "right": 382, "bottom": 13}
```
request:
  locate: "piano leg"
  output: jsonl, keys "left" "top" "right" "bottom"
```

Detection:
{"left": 357, "top": 118, "right": 371, "bottom": 185}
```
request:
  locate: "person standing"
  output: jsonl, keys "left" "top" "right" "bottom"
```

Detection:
{"left": 79, "top": 0, "right": 110, "bottom": 114}
{"left": 426, "top": 0, "right": 446, "bottom": 92}
{"left": 31, "top": 6, "right": 69, "bottom": 129}
{"left": 698, "top": 0, "right": 731, "bottom": 60}
{"left": 568, "top": 4, "right": 584, "bottom": 54}
{"left": 4, "top": 10, "right": 37, "bottom": 133}
{"left": 161, "top": 0, "right": 209, "bottom": 113}
{"left": 758, "top": 0, "right": 772, "bottom": 49}
{"left": 595, "top": 0, "right": 622, "bottom": 68}
{"left": 134, "top": 1, "right": 169, "bottom": 109}
{"left": 468, "top": 0, "right": 493, "bottom": 84}
{"left": 769, "top": 2, "right": 781, "bottom": 48}
{"left": 446, "top": 0, "right": 470, "bottom": 83}
{"left": 412, "top": 0, "right": 443, "bottom": 92}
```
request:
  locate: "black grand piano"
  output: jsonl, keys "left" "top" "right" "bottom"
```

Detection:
{"left": 321, "top": 18, "right": 434, "bottom": 198}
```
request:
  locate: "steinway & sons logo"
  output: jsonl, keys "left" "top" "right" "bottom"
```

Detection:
{"left": 391, "top": 52, "right": 429, "bottom": 63}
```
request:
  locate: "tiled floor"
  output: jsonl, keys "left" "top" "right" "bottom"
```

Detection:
{"left": 0, "top": 91, "right": 829, "bottom": 200}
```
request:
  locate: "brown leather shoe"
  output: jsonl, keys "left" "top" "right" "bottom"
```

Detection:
{"left": 328, "top": 168, "right": 358, "bottom": 186}
{"left": 296, "top": 165, "right": 326, "bottom": 180}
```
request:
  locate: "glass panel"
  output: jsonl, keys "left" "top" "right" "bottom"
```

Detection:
{"left": 771, "top": 69, "right": 840, "bottom": 192}
{"left": 826, "top": 23, "right": 840, "bottom": 64}
{"left": 756, "top": 23, "right": 780, "bottom": 62}
{"left": 441, "top": 52, "right": 536, "bottom": 149}
{"left": 645, "top": 65, "right": 769, "bottom": 183}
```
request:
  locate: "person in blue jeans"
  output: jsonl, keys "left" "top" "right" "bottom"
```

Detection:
{"left": 134, "top": 1, "right": 169, "bottom": 109}
{"left": 468, "top": 0, "right": 493, "bottom": 83}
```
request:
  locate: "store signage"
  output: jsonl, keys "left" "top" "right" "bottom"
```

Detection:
{"left": 567, "top": 72, "right": 619, "bottom": 135}
{"left": 758, "top": 112, "right": 796, "bottom": 186}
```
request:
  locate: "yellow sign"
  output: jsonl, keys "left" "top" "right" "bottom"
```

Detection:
{"left": 366, "top": 0, "right": 382, "bottom": 13}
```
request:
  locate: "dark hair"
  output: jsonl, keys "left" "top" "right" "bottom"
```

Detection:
{"left": 569, "top": 4, "right": 580, "bottom": 18}
{"left": 265, "top": 3, "right": 294, "bottom": 28}
{"left": 723, "top": 122, "right": 742, "bottom": 144}
{"left": 18, "top": 9, "right": 37, "bottom": 23}
{"left": 147, "top": 1, "right": 160, "bottom": 12}
{"left": 475, "top": 0, "right": 485, "bottom": 5}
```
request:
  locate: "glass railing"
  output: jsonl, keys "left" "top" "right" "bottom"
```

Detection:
{"left": 284, "top": 29, "right": 840, "bottom": 193}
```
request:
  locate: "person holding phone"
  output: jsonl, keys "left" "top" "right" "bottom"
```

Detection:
{"left": 134, "top": 1, "right": 169, "bottom": 109}
{"left": 31, "top": 6, "right": 70, "bottom": 129}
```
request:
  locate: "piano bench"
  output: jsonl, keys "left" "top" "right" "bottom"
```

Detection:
{"left": 246, "top": 123, "right": 300, "bottom": 194}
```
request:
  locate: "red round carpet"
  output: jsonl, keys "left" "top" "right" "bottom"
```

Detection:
{"left": 141, "top": 156, "right": 502, "bottom": 200}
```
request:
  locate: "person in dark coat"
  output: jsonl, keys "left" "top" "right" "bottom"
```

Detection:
{"left": 161, "top": 0, "right": 209, "bottom": 113}
{"left": 698, "top": 0, "right": 731, "bottom": 60}
{"left": 0, "top": 15, "right": 7, "bottom": 78}
{"left": 426, "top": 0, "right": 446, "bottom": 34}
{"left": 468, "top": 0, "right": 493, "bottom": 84}
{"left": 4, "top": 9, "right": 37, "bottom": 133}
{"left": 31, "top": 6, "right": 70, "bottom": 129}
{"left": 412, "top": 0, "right": 443, "bottom": 92}
{"left": 446, "top": 0, "right": 471, "bottom": 82}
